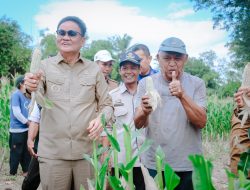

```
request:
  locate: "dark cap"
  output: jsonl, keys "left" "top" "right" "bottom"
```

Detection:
{"left": 159, "top": 37, "right": 187, "bottom": 54}
{"left": 119, "top": 51, "right": 141, "bottom": 67}
{"left": 15, "top": 75, "right": 24, "bottom": 88}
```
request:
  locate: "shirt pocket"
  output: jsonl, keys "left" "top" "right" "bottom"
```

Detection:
{"left": 46, "top": 75, "right": 65, "bottom": 99}
{"left": 76, "top": 76, "right": 96, "bottom": 102}
{"left": 114, "top": 106, "right": 128, "bottom": 129}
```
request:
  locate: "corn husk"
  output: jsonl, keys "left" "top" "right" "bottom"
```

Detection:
{"left": 145, "top": 76, "right": 161, "bottom": 111}
{"left": 238, "top": 63, "right": 250, "bottom": 126}
{"left": 141, "top": 164, "right": 158, "bottom": 190}
{"left": 28, "top": 47, "right": 53, "bottom": 114}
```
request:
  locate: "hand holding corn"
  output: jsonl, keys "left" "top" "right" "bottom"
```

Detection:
{"left": 25, "top": 47, "right": 53, "bottom": 114}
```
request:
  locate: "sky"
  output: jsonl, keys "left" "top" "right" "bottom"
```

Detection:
{"left": 0, "top": 0, "right": 229, "bottom": 58}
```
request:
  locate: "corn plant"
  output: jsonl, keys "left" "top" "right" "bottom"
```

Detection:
{"left": 0, "top": 82, "right": 12, "bottom": 171}
{"left": 141, "top": 146, "right": 180, "bottom": 190}
{"left": 204, "top": 96, "right": 234, "bottom": 139}
{"left": 189, "top": 155, "right": 216, "bottom": 190}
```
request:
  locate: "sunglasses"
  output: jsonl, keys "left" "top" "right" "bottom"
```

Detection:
{"left": 56, "top": 29, "right": 82, "bottom": 37}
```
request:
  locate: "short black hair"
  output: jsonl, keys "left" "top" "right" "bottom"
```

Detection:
{"left": 57, "top": 16, "right": 87, "bottom": 37}
{"left": 15, "top": 75, "right": 24, "bottom": 89}
{"left": 128, "top": 43, "right": 151, "bottom": 56}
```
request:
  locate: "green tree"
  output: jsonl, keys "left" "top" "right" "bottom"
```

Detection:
{"left": 0, "top": 16, "right": 32, "bottom": 77}
{"left": 108, "top": 34, "right": 132, "bottom": 56}
{"left": 40, "top": 34, "right": 57, "bottom": 58}
{"left": 82, "top": 40, "right": 113, "bottom": 61}
{"left": 192, "top": 0, "right": 250, "bottom": 67}
{"left": 185, "top": 57, "right": 220, "bottom": 91}
{"left": 82, "top": 34, "right": 132, "bottom": 82}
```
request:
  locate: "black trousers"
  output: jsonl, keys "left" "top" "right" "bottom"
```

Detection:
{"left": 9, "top": 131, "right": 31, "bottom": 175}
{"left": 111, "top": 167, "right": 145, "bottom": 190}
{"left": 148, "top": 168, "right": 193, "bottom": 190}
{"left": 22, "top": 156, "right": 40, "bottom": 190}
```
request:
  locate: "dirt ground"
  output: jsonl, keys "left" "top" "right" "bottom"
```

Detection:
{"left": 0, "top": 138, "right": 229, "bottom": 190}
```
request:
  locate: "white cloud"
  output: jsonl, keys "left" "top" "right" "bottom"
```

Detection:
{"left": 167, "top": 9, "right": 194, "bottom": 19}
{"left": 34, "top": 0, "right": 228, "bottom": 58}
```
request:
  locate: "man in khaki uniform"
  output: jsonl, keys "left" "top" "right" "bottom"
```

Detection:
{"left": 230, "top": 66, "right": 250, "bottom": 178}
{"left": 109, "top": 51, "right": 145, "bottom": 189}
{"left": 25, "top": 16, "right": 113, "bottom": 190}
{"left": 94, "top": 50, "right": 118, "bottom": 91}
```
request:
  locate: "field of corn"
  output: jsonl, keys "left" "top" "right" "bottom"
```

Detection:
{"left": 0, "top": 82, "right": 249, "bottom": 190}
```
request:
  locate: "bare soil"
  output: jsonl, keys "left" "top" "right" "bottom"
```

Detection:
{"left": 0, "top": 138, "right": 229, "bottom": 190}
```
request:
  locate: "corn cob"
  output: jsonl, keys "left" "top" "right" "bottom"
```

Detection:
{"left": 238, "top": 63, "right": 250, "bottom": 126}
{"left": 29, "top": 47, "right": 53, "bottom": 115}
{"left": 145, "top": 76, "right": 161, "bottom": 111}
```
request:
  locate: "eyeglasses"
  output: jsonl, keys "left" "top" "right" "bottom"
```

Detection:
{"left": 56, "top": 29, "right": 82, "bottom": 37}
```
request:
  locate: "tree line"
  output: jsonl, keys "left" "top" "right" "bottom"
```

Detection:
{"left": 1, "top": 1, "right": 249, "bottom": 97}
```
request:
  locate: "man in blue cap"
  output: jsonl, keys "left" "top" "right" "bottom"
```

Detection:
{"left": 109, "top": 51, "right": 145, "bottom": 189}
{"left": 9, "top": 75, "right": 31, "bottom": 176}
{"left": 134, "top": 37, "right": 207, "bottom": 190}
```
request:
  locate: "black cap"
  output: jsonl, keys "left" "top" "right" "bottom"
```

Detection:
{"left": 15, "top": 75, "right": 24, "bottom": 88}
{"left": 119, "top": 51, "right": 141, "bottom": 67}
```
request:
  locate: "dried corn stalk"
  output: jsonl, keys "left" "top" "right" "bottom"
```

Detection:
{"left": 145, "top": 76, "right": 161, "bottom": 111}
{"left": 29, "top": 47, "right": 53, "bottom": 114}
{"left": 238, "top": 63, "right": 250, "bottom": 126}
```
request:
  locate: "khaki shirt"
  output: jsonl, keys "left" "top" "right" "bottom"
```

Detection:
{"left": 110, "top": 83, "right": 144, "bottom": 167}
{"left": 106, "top": 78, "right": 118, "bottom": 91}
{"left": 37, "top": 53, "right": 113, "bottom": 160}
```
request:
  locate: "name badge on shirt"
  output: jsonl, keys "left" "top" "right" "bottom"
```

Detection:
{"left": 114, "top": 99, "right": 124, "bottom": 107}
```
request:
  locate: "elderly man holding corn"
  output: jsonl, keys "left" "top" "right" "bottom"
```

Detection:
{"left": 24, "top": 16, "right": 113, "bottom": 190}
{"left": 134, "top": 37, "right": 207, "bottom": 190}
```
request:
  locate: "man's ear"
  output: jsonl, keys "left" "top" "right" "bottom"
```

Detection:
{"left": 81, "top": 36, "right": 86, "bottom": 46}
{"left": 184, "top": 54, "right": 188, "bottom": 64}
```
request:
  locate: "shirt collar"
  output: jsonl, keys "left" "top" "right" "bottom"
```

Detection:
{"left": 119, "top": 82, "right": 127, "bottom": 94}
{"left": 119, "top": 82, "right": 137, "bottom": 95}
{"left": 55, "top": 52, "right": 85, "bottom": 64}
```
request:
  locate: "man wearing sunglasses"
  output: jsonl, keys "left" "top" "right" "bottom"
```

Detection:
{"left": 24, "top": 16, "right": 113, "bottom": 190}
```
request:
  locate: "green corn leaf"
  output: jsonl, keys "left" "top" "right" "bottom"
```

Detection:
{"left": 99, "top": 151, "right": 111, "bottom": 189}
{"left": 101, "top": 114, "right": 106, "bottom": 127}
{"left": 44, "top": 97, "right": 54, "bottom": 109}
{"left": 125, "top": 156, "right": 138, "bottom": 171}
{"left": 189, "top": 154, "right": 216, "bottom": 190}
{"left": 83, "top": 153, "right": 94, "bottom": 167}
{"left": 156, "top": 146, "right": 165, "bottom": 160}
{"left": 237, "top": 149, "right": 250, "bottom": 178}
{"left": 108, "top": 176, "right": 124, "bottom": 190}
{"left": 119, "top": 163, "right": 129, "bottom": 181}
{"left": 238, "top": 170, "right": 250, "bottom": 188}
{"left": 96, "top": 146, "right": 109, "bottom": 157}
{"left": 137, "top": 139, "right": 153, "bottom": 156}
{"left": 156, "top": 146, "right": 165, "bottom": 190}
{"left": 226, "top": 169, "right": 237, "bottom": 190}
{"left": 164, "top": 163, "right": 180, "bottom": 190}
{"left": 107, "top": 132, "right": 120, "bottom": 152}
{"left": 123, "top": 124, "right": 129, "bottom": 132}
{"left": 80, "top": 184, "right": 85, "bottom": 190}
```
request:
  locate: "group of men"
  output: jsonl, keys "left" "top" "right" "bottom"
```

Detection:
{"left": 9, "top": 15, "right": 250, "bottom": 190}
